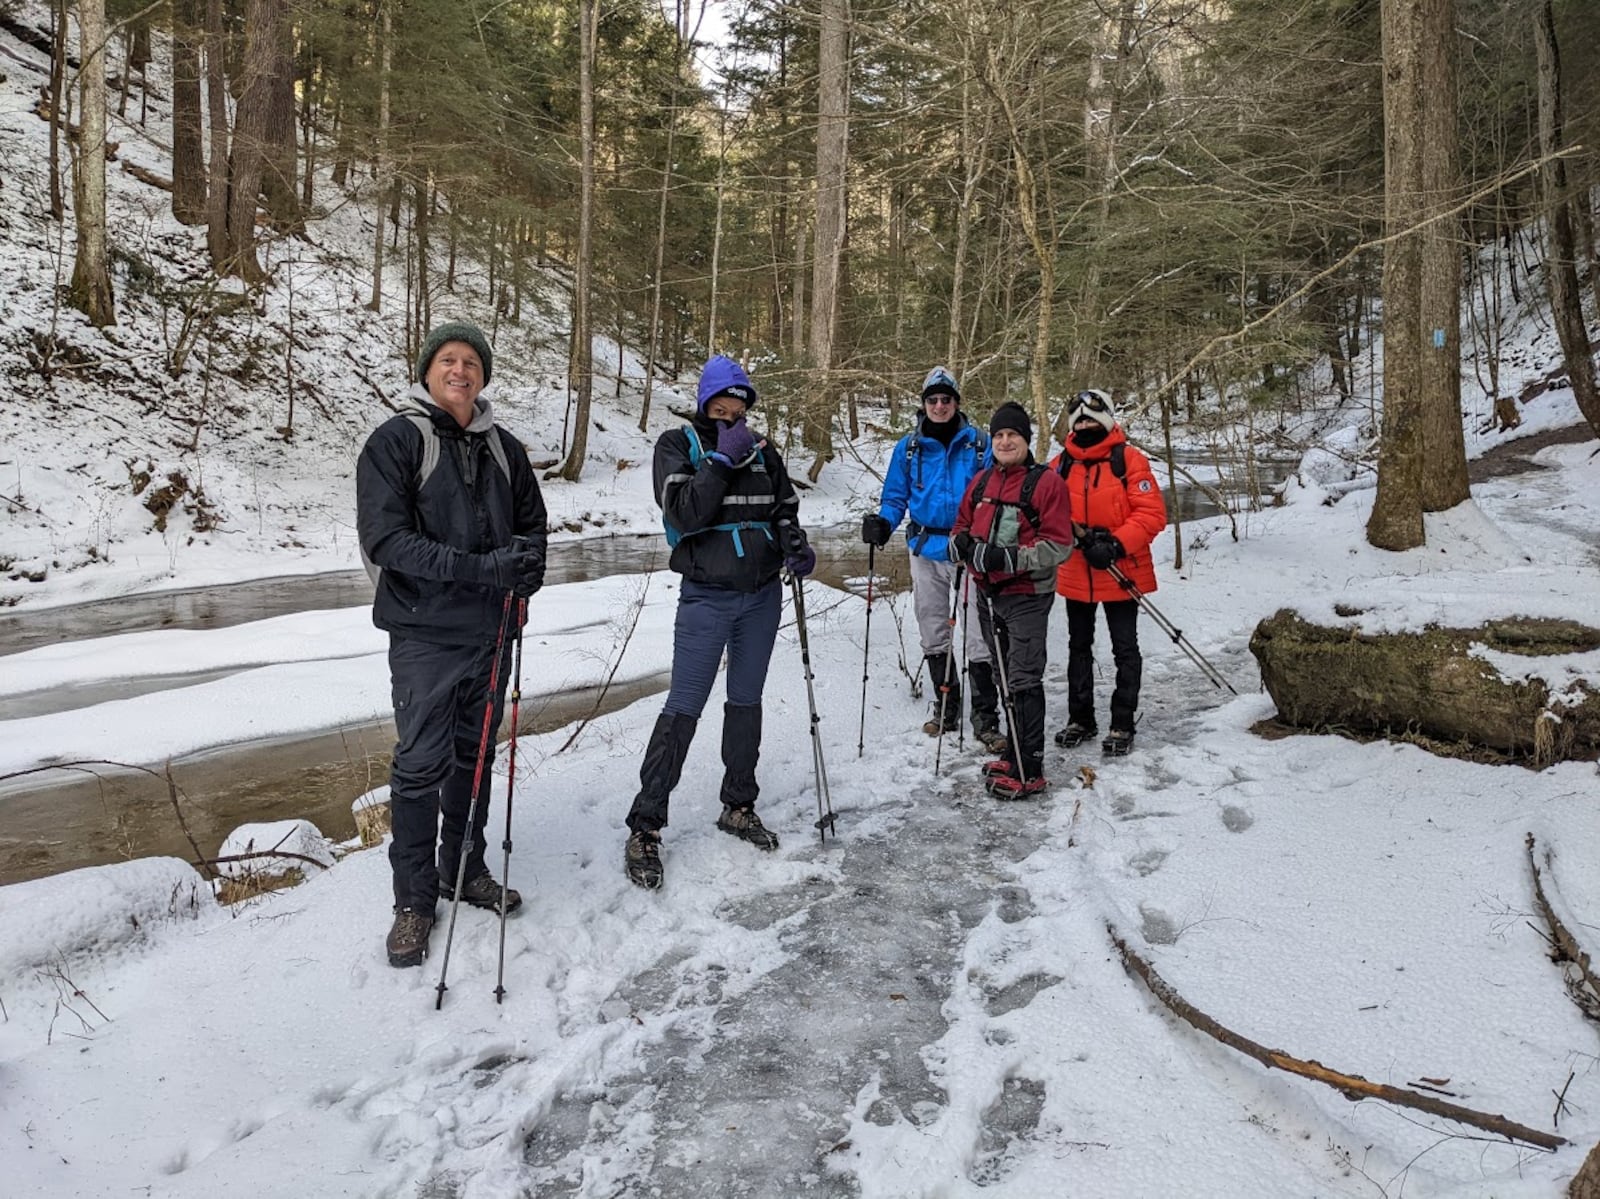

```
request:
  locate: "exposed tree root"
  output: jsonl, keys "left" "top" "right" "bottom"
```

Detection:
{"left": 1108, "top": 923, "right": 1566, "bottom": 1151}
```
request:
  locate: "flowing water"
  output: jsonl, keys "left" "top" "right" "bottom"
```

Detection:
{"left": 0, "top": 463, "right": 1292, "bottom": 886}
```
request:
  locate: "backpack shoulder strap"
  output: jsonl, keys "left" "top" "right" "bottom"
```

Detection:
{"left": 486, "top": 426, "right": 514, "bottom": 483}
{"left": 1110, "top": 441, "right": 1126, "bottom": 481}
{"left": 684, "top": 424, "right": 705, "bottom": 468}
{"left": 404, "top": 412, "right": 442, "bottom": 488}
{"left": 1017, "top": 464, "right": 1047, "bottom": 532}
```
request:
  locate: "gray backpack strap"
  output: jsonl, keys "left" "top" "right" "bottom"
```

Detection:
{"left": 405, "top": 412, "right": 442, "bottom": 488}
{"left": 484, "top": 427, "right": 512, "bottom": 483}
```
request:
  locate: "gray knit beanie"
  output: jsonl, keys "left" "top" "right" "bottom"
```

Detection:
{"left": 416, "top": 321, "right": 493, "bottom": 385}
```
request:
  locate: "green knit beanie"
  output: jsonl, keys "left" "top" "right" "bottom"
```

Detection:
{"left": 415, "top": 321, "right": 493, "bottom": 385}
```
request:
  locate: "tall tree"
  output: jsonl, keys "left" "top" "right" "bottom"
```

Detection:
{"left": 170, "top": 0, "right": 207, "bottom": 225}
{"left": 1534, "top": 0, "right": 1600, "bottom": 436}
{"left": 561, "top": 0, "right": 599, "bottom": 482}
{"left": 203, "top": 0, "right": 231, "bottom": 270}
{"left": 367, "top": 0, "right": 391, "bottom": 312}
{"left": 69, "top": 0, "right": 116, "bottom": 327}
{"left": 1418, "top": 0, "right": 1468, "bottom": 511}
{"left": 1368, "top": 0, "right": 1426, "bottom": 551}
{"left": 806, "top": 0, "right": 849, "bottom": 475}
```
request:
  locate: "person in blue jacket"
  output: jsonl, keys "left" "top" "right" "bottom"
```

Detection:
{"left": 861, "top": 366, "right": 1003, "bottom": 749}
{"left": 624, "top": 355, "right": 815, "bottom": 890}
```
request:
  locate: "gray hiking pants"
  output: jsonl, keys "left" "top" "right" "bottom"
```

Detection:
{"left": 910, "top": 553, "right": 990, "bottom": 663}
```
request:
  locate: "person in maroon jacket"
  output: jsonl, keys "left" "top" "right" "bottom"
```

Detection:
{"left": 950, "top": 402, "right": 1074, "bottom": 799}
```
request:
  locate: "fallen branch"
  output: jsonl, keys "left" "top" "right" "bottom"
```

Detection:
{"left": 1108, "top": 924, "right": 1566, "bottom": 1151}
{"left": 1526, "top": 831, "right": 1600, "bottom": 1020}
{"left": 163, "top": 760, "right": 215, "bottom": 880}
{"left": 557, "top": 571, "right": 655, "bottom": 755}
{"left": 120, "top": 159, "right": 171, "bottom": 192}
{"left": 197, "top": 850, "right": 331, "bottom": 872}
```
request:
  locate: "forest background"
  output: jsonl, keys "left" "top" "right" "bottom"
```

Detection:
{"left": 14, "top": 0, "right": 1600, "bottom": 561}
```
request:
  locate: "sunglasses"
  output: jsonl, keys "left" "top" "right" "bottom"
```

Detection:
{"left": 924, "top": 394, "right": 957, "bottom": 405}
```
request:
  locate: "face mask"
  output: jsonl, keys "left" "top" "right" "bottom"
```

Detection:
{"left": 1072, "top": 425, "right": 1110, "bottom": 448}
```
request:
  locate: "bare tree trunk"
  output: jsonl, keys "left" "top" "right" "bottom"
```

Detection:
{"left": 560, "top": 0, "right": 597, "bottom": 483}
{"left": 48, "top": 0, "right": 67, "bottom": 220}
{"left": 171, "top": 0, "right": 207, "bottom": 225}
{"left": 70, "top": 0, "right": 116, "bottom": 327}
{"left": 806, "top": 0, "right": 849, "bottom": 475}
{"left": 1419, "top": 0, "right": 1468, "bottom": 511}
{"left": 1368, "top": 0, "right": 1427, "bottom": 550}
{"left": 366, "top": 0, "right": 390, "bottom": 312}
{"left": 204, "top": 0, "right": 231, "bottom": 269}
{"left": 707, "top": 105, "right": 728, "bottom": 355}
{"left": 1534, "top": 0, "right": 1600, "bottom": 436}
{"left": 259, "top": 0, "right": 300, "bottom": 231}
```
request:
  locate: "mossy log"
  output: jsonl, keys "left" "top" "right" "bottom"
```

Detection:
{"left": 1249, "top": 610, "right": 1600, "bottom": 763}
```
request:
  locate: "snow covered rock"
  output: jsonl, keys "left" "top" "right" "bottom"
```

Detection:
{"left": 217, "top": 819, "right": 335, "bottom": 881}
{"left": 0, "top": 856, "right": 211, "bottom": 978}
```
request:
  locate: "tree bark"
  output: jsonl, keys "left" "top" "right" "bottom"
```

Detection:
{"left": 171, "top": 0, "right": 207, "bottom": 225}
{"left": 259, "top": 0, "right": 300, "bottom": 231}
{"left": 806, "top": 0, "right": 849, "bottom": 474}
{"left": 1367, "top": 0, "right": 1426, "bottom": 550}
{"left": 1534, "top": 0, "right": 1600, "bottom": 438}
{"left": 560, "top": 0, "right": 597, "bottom": 483}
{"left": 366, "top": 0, "right": 390, "bottom": 312}
{"left": 221, "top": 0, "right": 281, "bottom": 282}
{"left": 48, "top": 0, "right": 67, "bottom": 220}
{"left": 1418, "top": 0, "right": 1468, "bottom": 511}
{"left": 203, "top": 0, "right": 231, "bottom": 270}
{"left": 69, "top": 0, "right": 116, "bottom": 327}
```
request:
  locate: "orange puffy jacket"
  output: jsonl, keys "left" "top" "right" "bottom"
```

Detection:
{"left": 1049, "top": 427, "right": 1167, "bottom": 602}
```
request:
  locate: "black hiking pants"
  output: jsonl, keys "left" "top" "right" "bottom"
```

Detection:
{"left": 1065, "top": 597, "right": 1141, "bottom": 734}
{"left": 387, "top": 634, "right": 514, "bottom": 911}
{"left": 977, "top": 590, "right": 1053, "bottom": 777}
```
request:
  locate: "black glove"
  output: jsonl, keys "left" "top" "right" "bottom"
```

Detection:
{"left": 950, "top": 531, "right": 974, "bottom": 563}
{"left": 978, "top": 542, "right": 1018, "bottom": 575}
{"left": 777, "top": 519, "right": 808, "bottom": 557}
{"left": 469, "top": 539, "right": 545, "bottom": 597}
{"left": 861, "top": 513, "right": 892, "bottom": 547}
{"left": 1081, "top": 531, "right": 1124, "bottom": 572}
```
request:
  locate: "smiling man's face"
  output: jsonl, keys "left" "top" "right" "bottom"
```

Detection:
{"left": 425, "top": 342, "right": 486, "bottom": 424}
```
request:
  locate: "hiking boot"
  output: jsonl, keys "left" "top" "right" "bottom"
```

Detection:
{"left": 981, "top": 758, "right": 1015, "bottom": 779}
{"left": 386, "top": 907, "right": 435, "bottom": 968}
{"left": 975, "top": 726, "right": 1010, "bottom": 754}
{"left": 921, "top": 654, "right": 961, "bottom": 735}
{"left": 457, "top": 873, "right": 521, "bottom": 914}
{"left": 988, "top": 774, "right": 1049, "bottom": 801}
{"left": 716, "top": 805, "right": 780, "bottom": 851}
{"left": 625, "top": 830, "right": 664, "bottom": 890}
{"left": 1055, "top": 721, "right": 1098, "bottom": 748}
{"left": 1102, "top": 729, "right": 1135, "bottom": 757}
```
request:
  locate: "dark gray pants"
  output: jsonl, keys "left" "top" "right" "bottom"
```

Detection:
{"left": 977, "top": 590, "right": 1053, "bottom": 777}
{"left": 387, "top": 633, "right": 514, "bottom": 911}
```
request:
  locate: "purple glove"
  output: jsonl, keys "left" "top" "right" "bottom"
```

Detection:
{"left": 786, "top": 543, "right": 816, "bottom": 578}
{"left": 714, "top": 418, "right": 759, "bottom": 466}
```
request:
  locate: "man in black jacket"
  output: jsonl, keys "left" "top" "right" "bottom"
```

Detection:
{"left": 356, "top": 321, "right": 548, "bottom": 968}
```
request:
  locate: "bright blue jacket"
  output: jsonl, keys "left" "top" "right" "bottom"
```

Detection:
{"left": 877, "top": 413, "right": 990, "bottom": 561}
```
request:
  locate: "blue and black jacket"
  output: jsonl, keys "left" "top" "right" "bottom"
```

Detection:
{"left": 877, "top": 412, "right": 989, "bottom": 561}
{"left": 655, "top": 414, "right": 801, "bottom": 593}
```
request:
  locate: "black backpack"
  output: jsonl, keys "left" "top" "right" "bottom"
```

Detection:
{"left": 1055, "top": 441, "right": 1126, "bottom": 485}
{"left": 972, "top": 463, "right": 1051, "bottom": 533}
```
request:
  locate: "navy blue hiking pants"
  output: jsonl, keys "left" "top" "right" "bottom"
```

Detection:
{"left": 663, "top": 579, "right": 782, "bottom": 716}
{"left": 387, "top": 633, "right": 514, "bottom": 911}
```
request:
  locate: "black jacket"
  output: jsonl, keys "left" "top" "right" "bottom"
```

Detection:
{"left": 656, "top": 415, "right": 801, "bottom": 592}
{"left": 357, "top": 388, "right": 547, "bottom": 645}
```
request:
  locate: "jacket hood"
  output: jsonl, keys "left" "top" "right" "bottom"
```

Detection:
{"left": 696, "top": 355, "right": 758, "bottom": 412}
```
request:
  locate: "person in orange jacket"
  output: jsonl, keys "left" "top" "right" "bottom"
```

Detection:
{"left": 1048, "top": 389, "right": 1167, "bottom": 756}
{"left": 950, "top": 402, "right": 1075, "bottom": 799}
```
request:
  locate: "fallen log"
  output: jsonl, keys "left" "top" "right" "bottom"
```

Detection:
{"left": 121, "top": 159, "right": 172, "bottom": 192}
{"left": 1526, "top": 832, "right": 1600, "bottom": 1022}
{"left": 1108, "top": 924, "right": 1566, "bottom": 1151}
{"left": 1250, "top": 610, "right": 1600, "bottom": 764}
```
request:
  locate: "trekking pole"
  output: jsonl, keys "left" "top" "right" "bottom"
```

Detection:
{"left": 981, "top": 588, "right": 1029, "bottom": 785}
{"left": 1108, "top": 565, "right": 1238, "bottom": 695}
{"left": 1073, "top": 521, "right": 1236, "bottom": 695}
{"left": 857, "top": 543, "right": 875, "bottom": 758}
{"left": 957, "top": 569, "right": 971, "bottom": 753}
{"left": 788, "top": 571, "right": 837, "bottom": 840}
{"left": 493, "top": 598, "right": 526, "bottom": 1005}
{"left": 933, "top": 565, "right": 965, "bottom": 776}
{"left": 435, "top": 591, "right": 515, "bottom": 1011}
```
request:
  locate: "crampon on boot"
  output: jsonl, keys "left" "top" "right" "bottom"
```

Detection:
{"left": 988, "top": 774, "right": 1048, "bottom": 801}
{"left": 1102, "top": 729, "right": 1135, "bottom": 757}
{"left": 1054, "top": 721, "right": 1098, "bottom": 748}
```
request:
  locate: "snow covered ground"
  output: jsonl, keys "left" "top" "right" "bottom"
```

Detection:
{"left": 4, "top": 384, "right": 1600, "bottom": 1196}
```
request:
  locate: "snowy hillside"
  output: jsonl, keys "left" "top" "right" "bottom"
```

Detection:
{"left": 0, "top": 3, "right": 878, "bottom": 614}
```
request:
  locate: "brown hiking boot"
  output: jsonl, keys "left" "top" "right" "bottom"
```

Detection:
{"left": 625, "top": 830, "right": 664, "bottom": 890}
{"left": 457, "top": 873, "right": 521, "bottom": 914}
{"left": 386, "top": 907, "right": 435, "bottom": 968}
{"left": 715, "top": 805, "right": 780, "bottom": 851}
